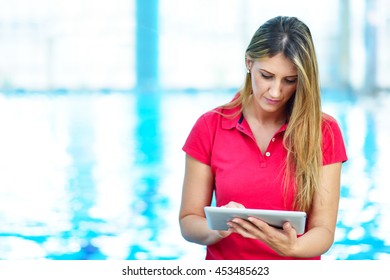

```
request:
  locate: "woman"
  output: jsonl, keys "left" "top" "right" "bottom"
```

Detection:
{"left": 179, "top": 16, "right": 348, "bottom": 260}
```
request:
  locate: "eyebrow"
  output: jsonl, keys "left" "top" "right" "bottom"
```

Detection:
{"left": 259, "top": 68, "right": 298, "bottom": 78}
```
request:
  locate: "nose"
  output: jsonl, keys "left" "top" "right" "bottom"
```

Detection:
{"left": 269, "top": 79, "right": 282, "bottom": 98}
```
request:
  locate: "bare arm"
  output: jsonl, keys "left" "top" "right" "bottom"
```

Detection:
{"left": 291, "top": 162, "right": 342, "bottom": 257}
{"left": 179, "top": 155, "right": 232, "bottom": 245}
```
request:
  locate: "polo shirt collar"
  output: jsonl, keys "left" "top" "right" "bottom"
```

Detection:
{"left": 221, "top": 106, "right": 242, "bottom": 130}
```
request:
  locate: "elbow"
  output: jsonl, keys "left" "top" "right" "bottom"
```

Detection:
{"left": 291, "top": 226, "right": 336, "bottom": 258}
{"left": 323, "top": 227, "right": 336, "bottom": 249}
{"left": 179, "top": 218, "right": 189, "bottom": 241}
{"left": 179, "top": 214, "right": 217, "bottom": 245}
{"left": 179, "top": 214, "right": 197, "bottom": 243}
{"left": 315, "top": 227, "right": 336, "bottom": 256}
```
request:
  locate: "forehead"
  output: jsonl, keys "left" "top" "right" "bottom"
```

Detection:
{"left": 254, "top": 53, "right": 297, "bottom": 76}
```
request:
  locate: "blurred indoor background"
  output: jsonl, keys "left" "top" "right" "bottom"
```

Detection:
{"left": 0, "top": 0, "right": 389, "bottom": 260}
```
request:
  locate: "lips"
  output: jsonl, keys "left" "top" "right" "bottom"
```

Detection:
{"left": 264, "top": 97, "right": 282, "bottom": 105}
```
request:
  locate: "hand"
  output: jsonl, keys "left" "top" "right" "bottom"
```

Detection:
{"left": 227, "top": 216, "right": 298, "bottom": 256}
{"left": 215, "top": 201, "right": 246, "bottom": 240}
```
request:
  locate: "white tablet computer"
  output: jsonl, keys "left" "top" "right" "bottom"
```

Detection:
{"left": 204, "top": 206, "right": 306, "bottom": 235}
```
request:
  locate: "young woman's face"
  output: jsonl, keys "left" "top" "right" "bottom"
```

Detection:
{"left": 247, "top": 53, "right": 298, "bottom": 115}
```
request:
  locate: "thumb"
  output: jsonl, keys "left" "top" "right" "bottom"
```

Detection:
{"left": 283, "top": 222, "right": 296, "bottom": 235}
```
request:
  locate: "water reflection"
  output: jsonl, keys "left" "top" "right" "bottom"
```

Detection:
{"left": 0, "top": 91, "right": 389, "bottom": 260}
{"left": 66, "top": 96, "right": 102, "bottom": 259}
{"left": 130, "top": 92, "right": 166, "bottom": 260}
{"left": 325, "top": 93, "right": 390, "bottom": 260}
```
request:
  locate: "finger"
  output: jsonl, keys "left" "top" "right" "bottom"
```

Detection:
{"left": 247, "top": 217, "right": 274, "bottom": 233}
{"left": 232, "top": 218, "right": 263, "bottom": 232}
{"left": 283, "top": 222, "right": 291, "bottom": 230}
{"left": 216, "top": 228, "right": 233, "bottom": 238}
{"left": 227, "top": 221, "right": 252, "bottom": 238}
{"left": 282, "top": 222, "right": 297, "bottom": 237}
{"left": 224, "top": 201, "right": 245, "bottom": 208}
{"left": 229, "top": 218, "right": 260, "bottom": 239}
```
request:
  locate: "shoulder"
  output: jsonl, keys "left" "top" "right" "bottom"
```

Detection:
{"left": 321, "top": 112, "right": 338, "bottom": 125}
{"left": 190, "top": 93, "right": 242, "bottom": 132}
{"left": 321, "top": 113, "right": 342, "bottom": 134}
{"left": 193, "top": 107, "right": 223, "bottom": 130}
{"left": 186, "top": 107, "right": 224, "bottom": 141}
{"left": 196, "top": 105, "right": 239, "bottom": 125}
{"left": 183, "top": 107, "right": 226, "bottom": 165}
{"left": 320, "top": 112, "right": 348, "bottom": 164}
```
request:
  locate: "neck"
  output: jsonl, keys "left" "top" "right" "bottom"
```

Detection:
{"left": 244, "top": 96, "right": 287, "bottom": 126}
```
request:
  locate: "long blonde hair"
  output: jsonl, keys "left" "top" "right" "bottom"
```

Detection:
{"left": 222, "top": 16, "right": 322, "bottom": 213}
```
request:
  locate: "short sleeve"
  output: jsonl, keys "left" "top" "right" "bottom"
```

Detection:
{"left": 322, "top": 114, "right": 348, "bottom": 165}
{"left": 182, "top": 113, "right": 214, "bottom": 165}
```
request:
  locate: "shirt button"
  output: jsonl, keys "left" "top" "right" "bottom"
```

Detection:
{"left": 271, "top": 138, "right": 275, "bottom": 142}
{"left": 265, "top": 152, "right": 271, "bottom": 157}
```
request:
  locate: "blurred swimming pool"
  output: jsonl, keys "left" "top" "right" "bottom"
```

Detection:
{"left": 0, "top": 90, "right": 389, "bottom": 260}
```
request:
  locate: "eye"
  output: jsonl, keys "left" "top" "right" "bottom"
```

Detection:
{"left": 285, "top": 78, "right": 297, "bottom": 84}
{"left": 260, "top": 73, "right": 273, "bottom": 79}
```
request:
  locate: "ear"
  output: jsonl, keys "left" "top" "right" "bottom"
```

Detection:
{"left": 246, "top": 57, "right": 253, "bottom": 72}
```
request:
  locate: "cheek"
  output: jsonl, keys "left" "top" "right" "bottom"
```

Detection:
{"left": 284, "top": 87, "right": 296, "bottom": 99}
{"left": 251, "top": 77, "right": 267, "bottom": 93}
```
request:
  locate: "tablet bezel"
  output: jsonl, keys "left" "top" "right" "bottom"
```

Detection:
{"left": 204, "top": 206, "right": 306, "bottom": 235}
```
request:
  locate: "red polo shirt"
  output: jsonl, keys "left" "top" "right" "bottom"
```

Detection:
{"left": 182, "top": 105, "right": 348, "bottom": 260}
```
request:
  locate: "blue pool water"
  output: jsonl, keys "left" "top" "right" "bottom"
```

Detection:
{"left": 0, "top": 90, "right": 389, "bottom": 260}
